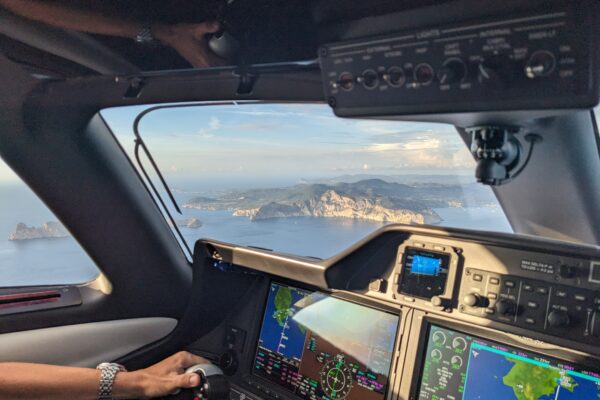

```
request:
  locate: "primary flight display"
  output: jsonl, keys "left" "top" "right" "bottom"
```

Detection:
{"left": 253, "top": 283, "right": 399, "bottom": 400}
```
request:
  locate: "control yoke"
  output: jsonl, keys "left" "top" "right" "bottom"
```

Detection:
{"left": 172, "top": 364, "right": 230, "bottom": 400}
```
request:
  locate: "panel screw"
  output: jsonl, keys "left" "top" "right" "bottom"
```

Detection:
{"left": 319, "top": 47, "right": 328, "bottom": 57}
{"left": 328, "top": 97, "right": 337, "bottom": 108}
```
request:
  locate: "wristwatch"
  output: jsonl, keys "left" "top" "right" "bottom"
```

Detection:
{"left": 96, "top": 362, "right": 127, "bottom": 400}
{"left": 135, "top": 23, "right": 155, "bottom": 44}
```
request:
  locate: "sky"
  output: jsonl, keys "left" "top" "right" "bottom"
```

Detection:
{"left": 98, "top": 102, "right": 475, "bottom": 189}
{"left": 0, "top": 102, "right": 476, "bottom": 185}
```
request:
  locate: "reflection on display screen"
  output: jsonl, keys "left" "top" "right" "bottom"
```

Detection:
{"left": 411, "top": 255, "right": 441, "bottom": 276}
{"left": 253, "top": 283, "right": 399, "bottom": 400}
{"left": 417, "top": 325, "right": 600, "bottom": 400}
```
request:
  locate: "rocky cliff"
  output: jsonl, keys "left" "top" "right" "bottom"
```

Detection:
{"left": 8, "top": 222, "right": 70, "bottom": 241}
{"left": 242, "top": 190, "right": 440, "bottom": 224}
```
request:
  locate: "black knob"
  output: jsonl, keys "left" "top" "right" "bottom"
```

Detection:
{"left": 336, "top": 72, "right": 354, "bottom": 91}
{"left": 463, "top": 293, "right": 487, "bottom": 308}
{"left": 384, "top": 66, "right": 406, "bottom": 87}
{"left": 414, "top": 63, "right": 434, "bottom": 85}
{"left": 477, "top": 57, "right": 510, "bottom": 90}
{"left": 359, "top": 69, "right": 379, "bottom": 89}
{"left": 547, "top": 310, "right": 570, "bottom": 327}
{"left": 219, "top": 350, "right": 238, "bottom": 376}
{"left": 525, "top": 50, "right": 556, "bottom": 79}
{"left": 438, "top": 58, "right": 466, "bottom": 85}
{"left": 496, "top": 299, "right": 517, "bottom": 316}
{"left": 559, "top": 264, "right": 577, "bottom": 279}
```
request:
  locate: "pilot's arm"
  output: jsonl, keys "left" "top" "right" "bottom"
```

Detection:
{"left": 0, "top": 351, "right": 207, "bottom": 400}
{"left": 0, "top": 0, "right": 224, "bottom": 67}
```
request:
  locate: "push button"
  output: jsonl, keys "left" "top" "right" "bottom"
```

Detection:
{"left": 525, "top": 317, "right": 536, "bottom": 325}
{"left": 536, "top": 287, "right": 548, "bottom": 295}
{"left": 489, "top": 277, "right": 500, "bottom": 285}
{"left": 505, "top": 280, "right": 516, "bottom": 288}
{"left": 527, "top": 301, "right": 539, "bottom": 309}
{"left": 523, "top": 284, "right": 534, "bottom": 291}
{"left": 473, "top": 274, "right": 483, "bottom": 282}
{"left": 556, "top": 290, "right": 568, "bottom": 298}
{"left": 574, "top": 294, "right": 587, "bottom": 302}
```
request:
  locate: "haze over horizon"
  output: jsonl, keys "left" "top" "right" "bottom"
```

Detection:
{"left": 1, "top": 103, "right": 477, "bottom": 184}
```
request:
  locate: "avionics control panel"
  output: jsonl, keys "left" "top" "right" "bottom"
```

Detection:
{"left": 319, "top": 1, "right": 599, "bottom": 117}
{"left": 382, "top": 234, "right": 600, "bottom": 350}
{"left": 459, "top": 266, "right": 600, "bottom": 346}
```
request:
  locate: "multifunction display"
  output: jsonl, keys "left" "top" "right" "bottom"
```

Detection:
{"left": 253, "top": 283, "right": 399, "bottom": 400}
{"left": 399, "top": 247, "right": 450, "bottom": 299}
{"left": 417, "top": 324, "right": 600, "bottom": 400}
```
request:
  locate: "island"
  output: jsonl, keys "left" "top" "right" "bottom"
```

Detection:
{"left": 502, "top": 358, "right": 577, "bottom": 400}
{"left": 182, "top": 179, "right": 496, "bottom": 225}
{"left": 8, "top": 221, "right": 70, "bottom": 241}
{"left": 170, "top": 218, "right": 202, "bottom": 229}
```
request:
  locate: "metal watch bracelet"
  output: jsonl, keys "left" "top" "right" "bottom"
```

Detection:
{"left": 96, "top": 362, "right": 127, "bottom": 400}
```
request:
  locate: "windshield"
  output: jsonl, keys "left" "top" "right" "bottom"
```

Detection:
{"left": 102, "top": 102, "right": 511, "bottom": 259}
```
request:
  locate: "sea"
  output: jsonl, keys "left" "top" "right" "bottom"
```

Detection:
{"left": 0, "top": 183, "right": 512, "bottom": 287}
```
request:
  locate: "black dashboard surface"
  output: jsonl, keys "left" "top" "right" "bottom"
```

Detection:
{"left": 185, "top": 224, "right": 600, "bottom": 400}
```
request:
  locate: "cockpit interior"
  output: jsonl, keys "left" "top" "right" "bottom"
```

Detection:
{"left": 0, "top": 0, "right": 599, "bottom": 399}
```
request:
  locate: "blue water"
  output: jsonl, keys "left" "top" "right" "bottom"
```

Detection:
{"left": 0, "top": 183, "right": 511, "bottom": 287}
{"left": 462, "top": 349, "right": 516, "bottom": 400}
{"left": 0, "top": 184, "right": 99, "bottom": 287}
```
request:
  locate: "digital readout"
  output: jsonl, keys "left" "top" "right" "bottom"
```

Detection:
{"left": 411, "top": 255, "right": 441, "bottom": 276}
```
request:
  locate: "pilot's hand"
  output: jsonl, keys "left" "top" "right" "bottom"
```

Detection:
{"left": 126, "top": 351, "right": 209, "bottom": 398}
{"left": 153, "top": 21, "right": 226, "bottom": 68}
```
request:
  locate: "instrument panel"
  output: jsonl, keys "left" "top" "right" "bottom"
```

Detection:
{"left": 193, "top": 224, "right": 600, "bottom": 400}
{"left": 319, "top": 0, "right": 600, "bottom": 117}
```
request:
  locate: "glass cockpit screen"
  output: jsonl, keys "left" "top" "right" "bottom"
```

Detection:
{"left": 399, "top": 247, "right": 450, "bottom": 299}
{"left": 253, "top": 283, "right": 399, "bottom": 400}
{"left": 417, "top": 324, "right": 600, "bottom": 400}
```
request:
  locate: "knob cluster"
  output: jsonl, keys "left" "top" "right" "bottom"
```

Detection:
{"left": 333, "top": 49, "right": 556, "bottom": 92}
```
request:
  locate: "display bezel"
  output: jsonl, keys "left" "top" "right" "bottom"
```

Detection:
{"left": 399, "top": 247, "right": 451, "bottom": 299}
{"left": 409, "top": 317, "right": 600, "bottom": 400}
{"left": 251, "top": 280, "right": 402, "bottom": 400}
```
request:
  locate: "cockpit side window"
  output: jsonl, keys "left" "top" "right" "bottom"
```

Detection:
{"left": 0, "top": 159, "right": 100, "bottom": 287}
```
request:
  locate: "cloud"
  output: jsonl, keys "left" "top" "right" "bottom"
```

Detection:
{"left": 367, "top": 137, "right": 441, "bottom": 152}
{"left": 209, "top": 117, "right": 221, "bottom": 130}
{"left": 198, "top": 117, "right": 221, "bottom": 138}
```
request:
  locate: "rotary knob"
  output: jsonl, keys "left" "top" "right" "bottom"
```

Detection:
{"left": 547, "top": 310, "right": 570, "bottom": 327}
{"left": 525, "top": 50, "right": 556, "bottom": 79}
{"left": 477, "top": 56, "right": 510, "bottom": 90}
{"left": 383, "top": 66, "right": 406, "bottom": 88}
{"left": 357, "top": 69, "right": 379, "bottom": 89}
{"left": 496, "top": 299, "right": 517, "bottom": 316}
{"left": 414, "top": 63, "right": 434, "bottom": 85}
{"left": 559, "top": 264, "right": 577, "bottom": 279}
{"left": 438, "top": 58, "right": 467, "bottom": 85}
{"left": 463, "top": 293, "right": 488, "bottom": 308}
{"left": 336, "top": 72, "right": 355, "bottom": 91}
